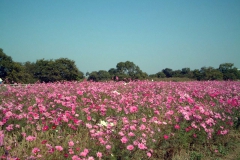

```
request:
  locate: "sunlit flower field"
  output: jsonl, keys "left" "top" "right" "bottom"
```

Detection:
{"left": 0, "top": 81, "right": 239, "bottom": 160}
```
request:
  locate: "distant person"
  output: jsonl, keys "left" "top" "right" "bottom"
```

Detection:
{"left": 0, "top": 78, "right": 2, "bottom": 84}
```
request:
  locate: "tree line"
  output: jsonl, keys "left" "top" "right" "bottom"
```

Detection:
{"left": 0, "top": 48, "right": 239, "bottom": 84}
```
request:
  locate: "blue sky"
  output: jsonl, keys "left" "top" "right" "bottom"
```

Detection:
{"left": 1, "top": 0, "right": 240, "bottom": 74}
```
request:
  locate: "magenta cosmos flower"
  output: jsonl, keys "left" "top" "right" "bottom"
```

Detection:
{"left": 55, "top": 146, "right": 63, "bottom": 151}
{"left": 127, "top": 145, "right": 134, "bottom": 151}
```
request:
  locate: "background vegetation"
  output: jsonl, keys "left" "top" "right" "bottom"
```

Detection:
{"left": 1, "top": 48, "right": 240, "bottom": 84}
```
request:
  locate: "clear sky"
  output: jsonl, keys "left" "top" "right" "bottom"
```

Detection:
{"left": 1, "top": 0, "right": 240, "bottom": 75}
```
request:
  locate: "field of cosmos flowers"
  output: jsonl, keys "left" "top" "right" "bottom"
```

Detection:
{"left": 0, "top": 81, "right": 240, "bottom": 160}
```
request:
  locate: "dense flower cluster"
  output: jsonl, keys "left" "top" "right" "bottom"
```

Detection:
{"left": 0, "top": 81, "right": 239, "bottom": 159}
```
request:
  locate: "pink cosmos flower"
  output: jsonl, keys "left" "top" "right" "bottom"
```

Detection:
{"left": 77, "top": 91, "right": 83, "bottom": 95}
{"left": 48, "top": 147, "right": 55, "bottom": 153}
{"left": 26, "top": 135, "right": 36, "bottom": 141}
{"left": 6, "top": 124, "right": 14, "bottom": 131}
{"left": 69, "top": 148, "right": 74, "bottom": 154}
{"left": 138, "top": 143, "right": 147, "bottom": 150}
{"left": 96, "top": 152, "right": 102, "bottom": 158}
{"left": 142, "top": 133, "right": 147, "bottom": 137}
{"left": 86, "top": 123, "right": 92, "bottom": 129}
{"left": 88, "top": 156, "right": 94, "bottom": 160}
{"left": 106, "top": 145, "right": 111, "bottom": 150}
{"left": 80, "top": 148, "right": 89, "bottom": 157}
{"left": 72, "top": 155, "right": 80, "bottom": 160}
{"left": 42, "top": 125, "right": 49, "bottom": 131}
{"left": 121, "top": 136, "right": 128, "bottom": 144}
{"left": 130, "top": 125, "right": 137, "bottom": 130}
{"left": 129, "top": 106, "right": 138, "bottom": 113}
{"left": 142, "top": 117, "right": 147, "bottom": 122}
{"left": 5, "top": 111, "right": 13, "bottom": 118}
{"left": 220, "top": 130, "right": 228, "bottom": 135}
{"left": 139, "top": 124, "right": 146, "bottom": 130}
{"left": 87, "top": 115, "right": 92, "bottom": 121}
{"left": 118, "top": 131, "right": 124, "bottom": 136}
{"left": 55, "top": 146, "right": 63, "bottom": 151}
{"left": 68, "top": 140, "right": 74, "bottom": 147}
{"left": 32, "top": 147, "right": 40, "bottom": 154}
{"left": 147, "top": 152, "right": 152, "bottom": 158}
{"left": 164, "top": 135, "right": 169, "bottom": 140}
{"left": 174, "top": 124, "right": 180, "bottom": 130}
{"left": 127, "top": 145, "right": 134, "bottom": 151}
{"left": 128, "top": 132, "right": 135, "bottom": 137}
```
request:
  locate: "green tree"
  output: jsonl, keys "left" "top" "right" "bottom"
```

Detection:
{"left": 115, "top": 61, "right": 146, "bottom": 80}
{"left": 218, "top": 63, "right": 240, "bottom": 80}
{"left": 97, "top": 70, "right": 111, "bottom": 81}
{"left": 34, "top": 58, "right": 84, "bottom": 83}
{"left": 156, "top": 71, "right": 166, "bottom": 78}
{"left": 88, "top": 70, "right": 112, "bottom": 82}
{"left": 172, "top": 70, "right": 182, "bottom": 77}
{"left": 6, "top": 62, "right": 33, "bottom": 84}
{"left": 219, "top": 63, "right": 234, "bottom": 73}
{"left": 181, "top": 67, "right": 193, "bottom": 78}
{"left": 162, "top": 68, "right": 173, "bottom": 78}
{"left": 0, "top": 48, "right": 13, "bottom": 79}
{"left": 87, "top": 71, "right": 98, "bottom": 81}
{"left": 200, "top": 67, "right": 223, "bottom": 80}
{"left": 55, "top": 58, "right": 84, "bottom": 81}
{"left": 108, "top": 68, "right": 117, "bottom": 76}
{"left": 0, "top": 49, "right": 33, "bottom": 83}
{"left": 193, "top": 69, "right": 202, "bottom": 80}
{"left": 149, "top": 74, "right": 157, "bottom": 78}
{"left": 23, "top": 61, "right": 38, "bottom": 83}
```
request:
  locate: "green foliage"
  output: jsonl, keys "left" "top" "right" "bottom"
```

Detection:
{"left": 156, "top": 71, "right": 166, "bottom": 78}
{"left": 1, "top": 48, "right": 240, "bottom": 83}
{"left": 22, "top": 61, "right": 38, "bottom": 83}
{"left": 88, "top": 61, "right": 148, "bottom": 82}
{"left": 190, "top": 151, "right": 203, "bottom": 160}
{"left": 108, "top": 68, "right": 117, "bottom": 76}
{"left": 115, "top": 61, "right": 147, "bottom": 80}
{"left": 172, "top": 70, "right": 182, "bottom": 77}
{"left": 0, "top": 48, "right": 14, "bottom": 79}
{"left": 33, "top": 58, "right": 84, "bottom": 82}
{"left": 6, "top": 62, "right": 34, "bottom": 84}
{"left": 0, "top": 49, "right": 84, "bottom": 83}
{"left": 162, "top": 68, "right": 173, "bottom": 78}
{"left": 200, "top": 67, "right": 223, "bottom": 80}
{"left": 218, "top": 63, "right": 240, "bottom": 80}
{"left": 87, "top": 70, "right": 111, "bottom": 82}
{"left": 0, "top": 49, "right": 35, "bottom": 83}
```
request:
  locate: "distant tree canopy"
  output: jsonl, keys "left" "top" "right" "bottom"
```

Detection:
{"left": 0, "top": 49, "right": 32, "bottom": 83}
{"left": 0, "top": 48, "right": 84, "bottom": 83}
{"left": 0, "top": 48, "right": 13, "bottom": 78}
{"left": 33, "top": 58, "right": 84, "bottom": 83}
{"left": 218, "top": 63, "right": 240, "bottom": 80}
{"left": 88, "top": 61, "right": 148, "bottom": 82}
{"left": 87, "top": 70, "right": 111, "bottom": 82}
{"left": 0, "top": 48, "right": 239, "bottom": 83}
